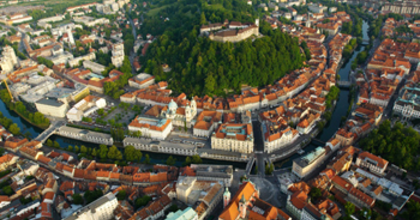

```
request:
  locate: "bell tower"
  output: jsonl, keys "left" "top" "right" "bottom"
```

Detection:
{"left": 223, "top": 187, "right": 231, "bottom": 208}
{"left": 239, "top": 194, "right": 247, "bottom": 218}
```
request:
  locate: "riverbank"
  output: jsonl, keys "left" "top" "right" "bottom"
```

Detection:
{"left": 0, "top": 90, "right": 50, "bottom": 130}
{"left": 13, "top": 109, "right": 49, "bottom": 130}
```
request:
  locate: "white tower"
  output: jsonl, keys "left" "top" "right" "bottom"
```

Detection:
{"left": 67, "top": 29, "right": 75, "bottom": 46}
{"left": 255, "top": 18, "right": 259, "bottom": 27}
{"left": 185, "top": 104, "right": 191, "bottom": 119}
{"left": 3, "top": 45, "right": 17, "bottom": 66}
{"left": 223, "top": 187, "right": 231, "bottom": 208}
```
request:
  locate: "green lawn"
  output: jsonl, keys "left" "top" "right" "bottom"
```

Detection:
{"left": 51, "top": 18, "right": 72, "bottom": 28}
{"left": 147, "top": 5, "right": 170, "bottom": 17}
{"left": 206, "top": 4, "right": 225, "bottom": 11}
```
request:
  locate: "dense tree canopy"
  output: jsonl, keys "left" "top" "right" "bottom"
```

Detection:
{"left": 144, "top": 24, "right": 305, "bottom": 96}
{"left": 84, "top": 189, "right": 103, "bottom": 204}
{"left": 359, "top": 120, "right": 420, "bottom": 171}
{"left": 140, "top": 0, "right": 306, "bottom": 96}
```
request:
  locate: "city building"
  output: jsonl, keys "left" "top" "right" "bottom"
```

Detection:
{"left": 292, "top": 147, "right": 327, "bottom": 179}
{"left": 393, "top": 83, "right": 420, "bottom": 120}
{"left": 355, "top": 151, "right": 389, "bottom": 175}
{"left": 66, "top": 95, "right": 106, "bottom": 122}
{"left": 0, "top": 154, "right": 19, "bottom": 171}
{"left": 111, "top": 42, "right": 124, "bottom": 68}
{"left": 128, "top": 73, "right": 155, "bottom": 89}
{"left": 143, "top": 99, "right": 197, "bottom": 128}
{"left": 193, "top": 111, "right": 222, "bottom": 138}
{"left": 219, "top": 181, "right": 291, "bottom": 220}
{"left": 211, "top": 123, "right": 253, "bottom": 154}
{"left": 35, "top": 98, "right": 69, "bottom": 118}
{"left": 73, "top": 16, "right": 110, "bottom": 27}
{"left": 58, "top": 126, "right": 113, "bottom": 145}
{"left": 68, "top": 53, "right": 96, "bottom": 68}
{"left": 259, "top": 107, "right": 300, "bottom": 153}
{"left": 211, "top": 111, "right": 254, "bottom": 154}
{"left": 63, "top": 192, "right": 118, "bottom": 220}
{"left": 180, "top": 164, "right": 234, "bottom": 187}
{"left": 83, "top": 60, "right": 106, "bottom": 74}
{"left": 123, "top": 137, "right": 197, "bottom": 156}
{"left": 176, "top": 177, "right": 223, "bottom": 220}
{"left": 129, "top": 195, "right": 172, "bottom": 220}
{"left": 165, "top": 207, "right": 198, "bottom": 220}
{"left": 0, "top": 45, "right": 18, "bottom": 74}
{"left": 308, "top": 3, "right": 327, "bottom": 13}
{"left": 128, "top": 116, "right": 173, "bottom": 140}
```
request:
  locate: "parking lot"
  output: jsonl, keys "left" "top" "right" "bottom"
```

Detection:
{"left": 70, "top": 103, "right": 142, "bottom": 130}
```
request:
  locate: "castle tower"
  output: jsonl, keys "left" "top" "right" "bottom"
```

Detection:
{"left": 223, "top": 187, "right": 231, "bottom": 208}
{"left": 239, "top": 194, "right": 247, "bottom": 218}
{"left": 255, "top": 18, "right": 259, "bottom": 27}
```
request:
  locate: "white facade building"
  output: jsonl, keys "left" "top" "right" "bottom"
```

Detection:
{"left": 35, "top": 98, "right": 69, "bottom": 118}
{"left": 68, "top": 53, "right": 96, "bottom": 67}
{"left": 0, "top": 45, "right": 18, "bottom": 74}
{"left": 111, "top": 42, "right": 125, "bottom": 68}
{"left": 67, "top": 95, "right": 106, "bottom": 122}
{"left": 128, "top": 116, "right": 173, "bottom": 140}
{"left": 63, "top": 193, "right": 118, "bottom": 220}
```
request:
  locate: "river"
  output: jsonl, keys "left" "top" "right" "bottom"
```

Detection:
{"left": 274, "top": 20, "right": 370, "bottom": 168}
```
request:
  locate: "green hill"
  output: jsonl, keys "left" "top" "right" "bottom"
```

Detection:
{"left": 139, "top": 0, "right": 306, "bottom": 96}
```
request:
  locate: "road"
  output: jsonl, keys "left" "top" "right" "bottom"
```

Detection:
{"left": 0, "top": 24, "right": 26, "bottom": 54}
{"left": 128, "top": 5, "right": 138, "bottom": 75}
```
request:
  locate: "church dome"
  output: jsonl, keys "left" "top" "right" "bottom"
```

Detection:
{"left": 168, "top": 99, "right": 178, "bottom": 110}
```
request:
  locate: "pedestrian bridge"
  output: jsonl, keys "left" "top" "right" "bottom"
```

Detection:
{"left": 311, "top": 138, "right": 326, "bottom": 146}
{"left": 337, "top": 80, "right": 352, "bottom": 88}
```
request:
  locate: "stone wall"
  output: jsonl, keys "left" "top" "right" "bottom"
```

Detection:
{"left": 209, "top": 26, "right": 259, "bottom": 43}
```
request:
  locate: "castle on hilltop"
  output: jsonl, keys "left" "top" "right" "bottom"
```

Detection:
{"left": 200, "top": 19, "right": 260, "bottom": 43}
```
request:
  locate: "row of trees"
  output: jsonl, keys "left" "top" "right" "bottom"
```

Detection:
{"left": 103, "top": 57, "right": 133, "bottom": 99}
{"left": 71, "top": 189, "right": 104, "bottom": 205}
{"left": 359, "top": 120, "right": 420, "bottom": 171}
{"left": 265, "top": 162, "right": 274, "bottom": 175}
{"left": 0, "top": 112, "right": 20, "bottom": 135}
{"left": 46, "top": 139, "right": 61, "bottom": 148}
{"left": 369, "top": 13, "right": 403, "bottom": 40}
{"left": 37, "top": 57, "right": 54, "bottom": 68}
{"left": 342, "top": 39, "right": 357, "bottom": 60}
{"left": 325, "top": 86, "right": 340, "bottom": 109}
{"left": 350, "top": 49, "right": 368, "bottom": 70}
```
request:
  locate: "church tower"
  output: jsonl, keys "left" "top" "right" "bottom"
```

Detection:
{"left": 191, "top": 99, "right": 197, "bottom": 115}
{"left": 185, "top": 104, "right": 191, "bottom": 119}
{"left": 223, "top": 187, "right": 231, "bottom": 208}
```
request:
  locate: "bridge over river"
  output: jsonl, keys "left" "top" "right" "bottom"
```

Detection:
{"left": 34, "top": 121, "right": 66, "bottom": 143}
